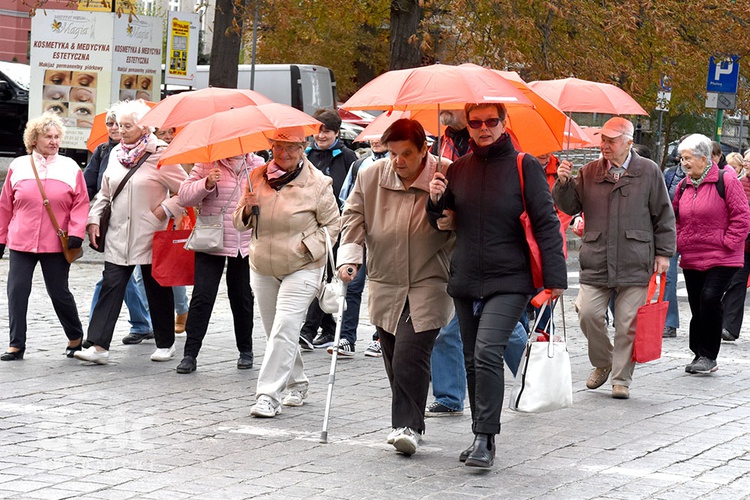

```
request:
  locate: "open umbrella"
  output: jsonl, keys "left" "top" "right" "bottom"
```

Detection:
{"left": 352, "top": 71, "right": 588, "bottom": 156}
{"left": 528, "top": 78, "right": 648, "bottom": 115}
{"left": 157, "top": 102, "right": 322, "bottom": 166}
{"left": 140, "top": 87, "right": 274, "bottom": 130}
{"left": 342, "top": 63, "right": 533, "bottom": 112}
{"left": 86, "top": 101, "right": 157, "bottom": 153}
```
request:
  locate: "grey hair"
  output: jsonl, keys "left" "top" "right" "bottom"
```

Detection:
{"left": 678, "top": 134, "right": 712, "bottom": 166}
{"left": 105, "top": 102, "right": 122, "bottom": 122}
{"left": 115, "top": 99, "right": 153, "bottom": 132}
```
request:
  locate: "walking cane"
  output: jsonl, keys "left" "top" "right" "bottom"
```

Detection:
{"left": 320, "top": 268, "right": 353, "bottom": 443}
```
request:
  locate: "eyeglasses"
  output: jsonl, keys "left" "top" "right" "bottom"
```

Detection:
{"left": 272, "top": 143, "right": 303, "bottom": 154}
{"left": 105, "top": 122, "right": 118, "bottom": 127}
{"left": 467, "top": 118, "right": 501, "bottom": 129}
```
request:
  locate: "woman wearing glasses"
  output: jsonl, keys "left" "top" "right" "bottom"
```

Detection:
{"left": 233, "top": 129, "right": 340, "bottom": 418}
{"left": 427, "top": 102, "right": 567, "bottom": 468}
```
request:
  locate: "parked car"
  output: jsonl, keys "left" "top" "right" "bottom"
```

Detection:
{"left": 0, "top": 61, "right": 30, "bottom": 156}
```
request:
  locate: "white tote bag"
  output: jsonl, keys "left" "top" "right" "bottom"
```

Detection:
{"left": 509, "top": 299, "right": 573, "bottom": 413}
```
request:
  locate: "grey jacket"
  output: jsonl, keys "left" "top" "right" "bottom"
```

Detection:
{"left": 553, "top": 151, "right": 675, "bottom": 287}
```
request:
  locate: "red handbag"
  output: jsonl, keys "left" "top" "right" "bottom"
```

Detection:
{"left": 632, "top": 272, "right": 668, "bottom": 363}
{"left": 517, "top": 153, "right": 544, "bottom": 289}
{"left": 151, "top": 222, "right": 195, "bottom": 287}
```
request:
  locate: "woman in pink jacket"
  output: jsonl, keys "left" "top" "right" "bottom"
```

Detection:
{"left": 0, "top": 113, "right": 89, "bottom": 361}
{"left": 175, "top": 153, "right": 264, "bottom": 374}
{"left": 674, "top": 134, "right": 750, "bottom": 374}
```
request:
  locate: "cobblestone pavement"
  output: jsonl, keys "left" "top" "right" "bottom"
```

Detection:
{"left": 1, "top": 155, "right": 750, "bottom": 499}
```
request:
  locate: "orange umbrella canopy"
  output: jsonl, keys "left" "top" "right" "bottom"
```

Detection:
{"left": 353, "top": 70, "right": 590, "bottom": 156}
{"left": 528, "top": 78, "right": 648, "bottom": 115}
{"left": 342, "top": 63, "right": 533, "bottom": 111}
{"left": 86, "top": 101, "right": 156, "bottom": 153}
{"left": 140, "top": 87, "right": 274, "bottom": 129}
{"left": 158, "top": 102, "right": 322, "bottom": 166}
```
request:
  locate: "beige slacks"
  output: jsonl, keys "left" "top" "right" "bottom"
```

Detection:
{"left": 577, "top": 283, "right": 649, "bottom": 387}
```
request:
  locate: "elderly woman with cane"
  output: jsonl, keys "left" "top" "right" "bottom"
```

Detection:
{"left": 337, "top": 118, "right": 453, "bottom": 456}
{"left": 234, "top": 128, "right": 340, "bottom": 418}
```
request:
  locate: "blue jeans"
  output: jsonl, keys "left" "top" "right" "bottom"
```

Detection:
{"left": 89, "top": 265, "right": 152, "bottom": 334}
{"left": 173, "top": 286, "right": 189, "bottom": 315}
{"left": 429, "top": 314, "right": 466, "bottom": 411}
{"left": 339, "top": 258, "right": 366, "bottom": 345}
{"left": 664, "top": 252, "right": 680, "bottom": 329}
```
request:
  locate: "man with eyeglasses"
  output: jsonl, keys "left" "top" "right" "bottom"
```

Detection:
{"left": 554, "top": 117, "right": 675, "bottom": 400}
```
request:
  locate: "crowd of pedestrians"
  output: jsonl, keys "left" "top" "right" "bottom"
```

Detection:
{"left": 2, "top": 100, "right": 750, "bottom": 469}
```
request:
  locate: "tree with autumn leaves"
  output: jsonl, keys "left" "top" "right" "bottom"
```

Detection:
{"left": 244, "top": 0, "right": 749, "bottom": 151}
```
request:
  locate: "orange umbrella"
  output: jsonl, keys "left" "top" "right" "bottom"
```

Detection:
{"left": 140, "top": 87, "right": 273, "bottom": 129}
{"left": 86, "top": 101, "right": 157, "bottom": 153}
{"left": 342, "top": 63, "right": 533, "bottom": 111}
{"left": 353, "top": 71, "right": 589, "bottom": 156}
{"left": 528, "top": 78, "right": 648, "bottom": 115}
{"left": 158, "top": 102, "right": 322, "bottom": 166}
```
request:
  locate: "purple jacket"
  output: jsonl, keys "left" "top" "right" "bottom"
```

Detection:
{"left": 674, "top": 163, "right": 750, "bottom": 271}
{"left": 178, "top": 154, "right": 264, "bottom": 258}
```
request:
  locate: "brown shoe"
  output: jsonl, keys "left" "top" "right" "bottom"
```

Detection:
{"left": 586, "top": 366, "right": 612, "bottom": 389}
{"left": 612, "top": 384, "right": 630, "bottom": 399}
{"left": 175, "top": 312, "right": 188, "bottom": 334}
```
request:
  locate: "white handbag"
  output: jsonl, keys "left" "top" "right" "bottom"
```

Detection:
{"left": 509, "top": 298, "right": 573, "bottom": 413}
{"left": 184, "top": 175, "right": 242, "bottom": 253}
{"left": 317, "top": 227, "right": 347, "bottom": 315}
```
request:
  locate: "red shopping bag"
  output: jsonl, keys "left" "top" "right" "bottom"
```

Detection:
{"left": 517, "top": 153, "right": 544, "bottom": 289}
{"left": 632, "top": 272, "right": 668, "bottom": 363}
{"left": 151, "top": 223, "right": 195, "bottom": 286}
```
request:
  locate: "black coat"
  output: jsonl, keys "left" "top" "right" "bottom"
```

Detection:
{"left": 306, "top": 140, "right": 358, "bottom": 202}
{"left": 427, "top": 134, "right": 567, "bottom": 299}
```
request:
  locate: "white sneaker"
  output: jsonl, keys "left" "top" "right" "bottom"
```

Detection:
{"left": 364, "top": 340, "right": 382, "bottom": 358}
{"left": 393, "top": 427, "right": 421, "bottom": 455}
{"left": 251, "top": 396, "right": 281, "bottom": 418}
{"left": 282, "top": 389, "right": 308, "bottom": 407}
{"left": 387, "top": 427, "right": 403, "bottom": 444}
{"left": 150, "top": 345, "right": 176, "bottom": 362}
{"left": 73, "top": 346, "right": 109, "bottom": 365}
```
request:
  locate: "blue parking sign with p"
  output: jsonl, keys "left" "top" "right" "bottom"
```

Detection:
{"left": 706, "top": 55, "right": 740, "bottom": 93}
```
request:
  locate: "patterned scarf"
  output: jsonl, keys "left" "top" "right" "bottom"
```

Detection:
{"left": 117, "top": 132, "right": 150, "bottom": 168}
{"left": 266, "top": 159, "right": 303, "bottom": 190}
{"left": 689, "top": 162, "right": 713, "bottom": 190}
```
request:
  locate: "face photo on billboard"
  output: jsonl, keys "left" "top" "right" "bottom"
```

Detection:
{"left": 70, "top": 86, "right": 96, "bottom": 103}
{"left": 71, "top": 71, "right": 97, "bottom": 88}
{"left": 44, "top": 70, "right": 71, "bottom": 86}
{"left": 43, "top": 85, "right": 69, "bottom": 101}
{"left": 70, "top": 102, "right": 95, "bottom": 128}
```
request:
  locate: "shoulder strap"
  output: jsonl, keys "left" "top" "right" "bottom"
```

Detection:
{"left": 517, "top": 152, "right": 528, "bottom": 211}
{"left": 717, "top": 164, "right": 726, "bottom": 200}
{"left": 29, "top": 155, "right": 63, "bottom": 236}
{"left": 111, "top": 151, "right": 152, "bottom": 203}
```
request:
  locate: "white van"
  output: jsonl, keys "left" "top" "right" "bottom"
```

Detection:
{"left": 191, "top": 64, "right": 337, "bottom": 115}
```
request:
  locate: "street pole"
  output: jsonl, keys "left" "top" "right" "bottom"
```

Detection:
{"left": 715, "top": 109, "right": 724, "bottom": 142}
{"left": 250, "top": 0, "right": 259, "bottom": 90}
{"left": 656, "top": 110, "right": 663, "bottom": 166}
{"left": 738, "top": 113, "right": 745, "bottom": 152}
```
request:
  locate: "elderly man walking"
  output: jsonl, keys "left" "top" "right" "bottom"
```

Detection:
{"left": 553, "top": 117, "right": 675, "bottom": 400}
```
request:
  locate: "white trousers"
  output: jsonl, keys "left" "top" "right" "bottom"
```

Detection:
{"left": 250, "top": 267, "right": 323, "bottom": 404}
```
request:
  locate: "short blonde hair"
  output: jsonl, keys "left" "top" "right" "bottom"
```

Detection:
{"left": 23, "top": 112, "right": 65, "bottom": 154}
{"left": 726, "top": 152, "right": 743, "bottom": 170}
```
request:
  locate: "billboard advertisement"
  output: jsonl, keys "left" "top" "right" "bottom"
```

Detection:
{"left": 165, "top": 11, "right": 199, "bottom": 86}
{"left": 29, "top": 10, "right": 162, "bottom": 150}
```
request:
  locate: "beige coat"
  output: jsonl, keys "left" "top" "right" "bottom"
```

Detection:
{"left": 338, "top": 154, "right": 454, "bottom": 334}
{"left": 232, "top": 157, "right": 340, "bottom": 278}
{"left": 88, "top": 135, "right": 187, "bottom": 265}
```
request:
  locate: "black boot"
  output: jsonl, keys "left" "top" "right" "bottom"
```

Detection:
{"left": 464, "top": 433, "right": 495, "bottom": 468}
{"left": 459, "top": 442, "right": 475, "bottom": 462}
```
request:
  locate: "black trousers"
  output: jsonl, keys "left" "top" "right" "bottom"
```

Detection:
{"left": 721, "top": 250, "right": 750, "bottom": 338}
{"left": 183, "top": 252, "right": 254, "bottom": 358}
{"left": 455, "top": 293, "right": 528, "bottom": 435}
{"left": 684, "top": 266, "right": 739, "bottom": 361}
{"left": 7, "top": 250, "right": 83, "bottom": 348}
{"left": 87, "top": 262, "right": 174, "bottom": 351}
{"left": 377, "top": 301, "right": 439, "bottom": 433}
